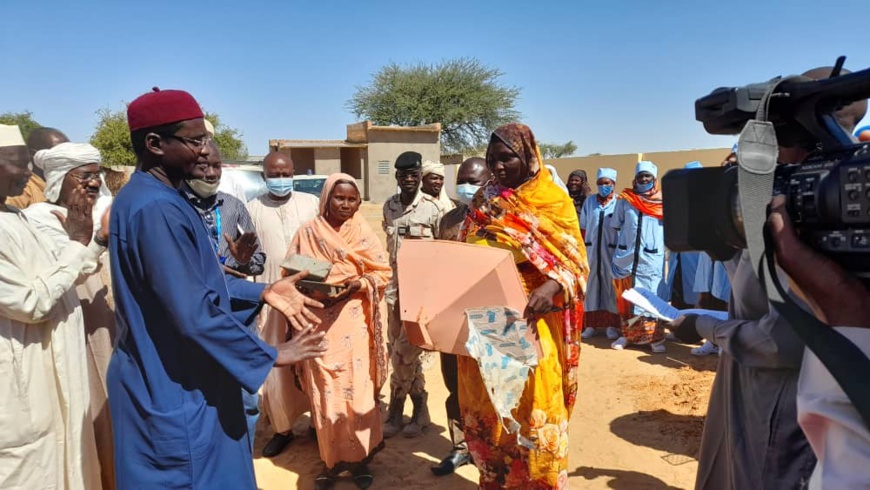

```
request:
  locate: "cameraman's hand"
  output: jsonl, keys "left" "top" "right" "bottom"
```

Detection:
{"left": 768, "top": 195, "right": 870, "bottom": 328}
{"left": 668, "top": 315, "right": 686, "bottom": 329}
{"left": 669, "top": 315, "right": 702, "bottom": 344}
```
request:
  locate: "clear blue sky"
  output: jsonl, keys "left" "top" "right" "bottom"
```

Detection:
{"left": 2, "top": 0, "right": 868, "bottom": 157}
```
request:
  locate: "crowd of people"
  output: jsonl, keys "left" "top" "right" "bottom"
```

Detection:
{"left": 0, "top": 71, "right": 868, "bottom": 490}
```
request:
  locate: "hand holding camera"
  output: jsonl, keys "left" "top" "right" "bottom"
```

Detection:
{"left": 768, "top": 195, "right": 870, "bottom": 328}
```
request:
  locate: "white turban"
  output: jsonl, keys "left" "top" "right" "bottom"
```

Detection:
{"left": 0, "top": 124, "right": 25, "bottom": 148}
{"left": 204, "top": 119, "right": 215, "bottom": 137}
{"left": 35, "top": 142, "right": 110, "bottom": 204}
{"left": 422, "top": 160, "right": 445, "bottom": 177}
{"left": 420, "top": 160, "right": 454, "bottom": 211}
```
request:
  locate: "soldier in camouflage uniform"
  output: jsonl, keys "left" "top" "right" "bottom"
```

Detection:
{"left": 382, "top": 151, "right": 444, "bottom": 438}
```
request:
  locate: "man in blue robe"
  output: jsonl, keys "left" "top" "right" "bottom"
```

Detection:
{"left": 610, "top": 161, "right": 667, "bottom": 353}
{"left": 108, "top": 88, "right": 325, "bottom": 489}
{"left": 579, "top": 167, "right": 622, "bottom": 340}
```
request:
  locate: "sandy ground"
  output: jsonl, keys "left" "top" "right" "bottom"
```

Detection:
{"left": 253, "top": 203, "right": 719, "bottom": 489}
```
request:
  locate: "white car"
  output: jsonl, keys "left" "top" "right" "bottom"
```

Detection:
{"left": 293, "top": 175, "right": 328, "bottom": 197}
{"left": 220, "top": 164, "right": 267, "bottom": 202}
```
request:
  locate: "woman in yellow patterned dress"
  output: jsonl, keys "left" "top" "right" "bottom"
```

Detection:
{"left": 458, "top": 123, "right": 588, "bottom": 489}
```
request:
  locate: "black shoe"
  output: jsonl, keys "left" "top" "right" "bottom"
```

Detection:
{"left": 430, "top": 450, "right": 471, "bottom": 476}
{"left": 262, "top": 432, "right": 294, "bottom": 458}
{"left": 351, "top": 464, "right": 374, "bottom": 489}
{"left": 314, "top": 472, "right": 335, "bottom": 490}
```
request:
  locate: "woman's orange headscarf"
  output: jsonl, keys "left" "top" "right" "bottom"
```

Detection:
{"left": 462, "top": 123, "right": 589, "bottom": 409}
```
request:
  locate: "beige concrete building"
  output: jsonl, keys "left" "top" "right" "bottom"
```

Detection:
{"left": 270, "top": 121, "right": 441, "bottom": 203}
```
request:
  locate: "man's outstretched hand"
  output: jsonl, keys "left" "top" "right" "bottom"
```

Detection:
{"left": 274, "top": 325, "right": 327, "bottom": 366}
{"left": 262, "top": 270, "right": 324, "bottom": 331}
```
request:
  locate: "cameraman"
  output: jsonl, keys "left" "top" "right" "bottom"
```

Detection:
{"left": 768, "top": 195, "right": 870, "bottom": 488}
{"left": 673, "top": 67, "right": 867, "bottom": 490}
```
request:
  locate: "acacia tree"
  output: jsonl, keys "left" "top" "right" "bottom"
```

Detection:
{"left": 539, "top": 141, "right": 578, "bottom": 159}
{"left": 347, "top": 58, "right": 520, "bottom": 153}
{"left": 0, "top": 111, "right": 41, "bottom": 141}
{"left": 90, "top": 107, "right": 248, "bottom": 167}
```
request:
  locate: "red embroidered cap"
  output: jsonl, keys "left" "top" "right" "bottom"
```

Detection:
{"left": 127, "top": 87, "right": 204, "bottom": 132}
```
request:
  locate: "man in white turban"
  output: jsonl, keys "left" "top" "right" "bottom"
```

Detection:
{"left": 23, "top": 142, "right": 116, "bottom": 489}
{"left": 421, "top": 160, "right": 455, "bottom": 212}
{"left": 0, "top": 125, "right": 106, "bottom": 489}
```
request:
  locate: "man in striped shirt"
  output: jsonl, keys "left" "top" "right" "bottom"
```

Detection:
{"left": 182, "top": 140, "right": 264, "bottom": 278}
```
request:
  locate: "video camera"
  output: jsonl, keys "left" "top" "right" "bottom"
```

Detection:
{"left": 662, "top": 57, "right": 870, "bottom": 277}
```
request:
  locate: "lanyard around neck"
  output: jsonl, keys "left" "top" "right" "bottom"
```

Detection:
{"left": 212, "top": 207, "right": 222, "bottom": 255}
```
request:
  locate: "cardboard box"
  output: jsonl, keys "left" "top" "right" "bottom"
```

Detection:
{"left": 397, "top": 240, "right": 535, "bottom": 356}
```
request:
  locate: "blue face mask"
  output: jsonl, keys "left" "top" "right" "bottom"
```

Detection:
{"left": 635, "top": 180, "right": 654, "bottom": 194}
{"left": 266, "top": 177, "right": 294, "bottom": 197}
{"left": 456, "top": 183, "right": 481, "bottom": 205}
{"left": 598, "top": 185, "right": 614, "bottom": 198}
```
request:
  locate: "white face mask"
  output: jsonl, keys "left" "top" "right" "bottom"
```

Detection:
{"left": 187, "top": 178, "right": 221, "bottom": 198}
{"left": 456, "top": 183, "right": 481, "bottom": 205}
{"left": 266, "top": 177, "right": 294, "bottom": 197}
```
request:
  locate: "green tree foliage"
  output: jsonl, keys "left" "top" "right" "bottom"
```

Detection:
{"left": 347, "top": 58, "right": 521, "bottom": 153}
{"left": 90, "top": 108, "right": 137, "bottom": 167}
{"left": 539, "top": 140, "right": 578, "bottom": 159}
{"left": 90, "top": 107, "right": 248, "bottom": 167}
{"left": 205, "top": 112, "right": 248, "bottom": 162}
{"left": 0, "top": 111, "right": 41, "bottom": 141}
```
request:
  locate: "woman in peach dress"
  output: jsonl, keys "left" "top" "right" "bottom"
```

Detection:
{"left": 288, "top": 173, "right": 391, "bottom": 489}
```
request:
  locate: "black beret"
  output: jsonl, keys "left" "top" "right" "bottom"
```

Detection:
{"left": 395, "top": 151, "right": 423, "bottom": 170}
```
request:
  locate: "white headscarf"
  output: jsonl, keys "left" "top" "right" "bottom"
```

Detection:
{"left": 545, "top": 164, "right": 569, "bottom": 194}
{"left": 34, "top": 143, "right": 113, "bottom": 227}
{"left": 421, "top": 160, "right": 454, "bottom": 210}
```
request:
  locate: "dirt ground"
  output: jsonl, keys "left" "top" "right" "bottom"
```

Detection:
{"left": 253, "top": 203, "right": 719, "bottom": 489}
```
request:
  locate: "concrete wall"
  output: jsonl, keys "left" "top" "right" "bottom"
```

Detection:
{"left": 289, "top": 148, "right": 315, "bottom": 175}
{"left": 545, "top": 147, "right": 732, "bottom": 191}
{"left": 340, "top": 147, "right": 364, "bottom": 179}
{"left": 365, "top": 129, "right": 441, "bottom": 203}
{"left": 346, "top": 122, "right": 369, "bottom": 143}
{"left": 314, "top": 148, "right": 341, "bottom": 175}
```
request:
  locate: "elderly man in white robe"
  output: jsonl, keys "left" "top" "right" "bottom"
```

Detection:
{"left": 23, "top": 142, "right": 116, "bottom": 490}
{"left": 0, "top": 124, "right": 106, "bottom": 489}
{"left": 246, "top": 150, "right": 320, "bottom": 457}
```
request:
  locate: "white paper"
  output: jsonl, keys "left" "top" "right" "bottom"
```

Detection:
{"left": 621, "top": 287, "right": 728, "bottom": 322}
